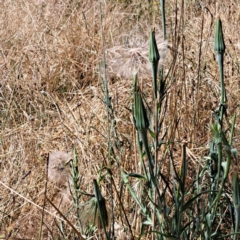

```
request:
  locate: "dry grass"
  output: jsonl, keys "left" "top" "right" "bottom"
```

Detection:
{"left": 1, "top": 0, "right": 240, "bottom": 239}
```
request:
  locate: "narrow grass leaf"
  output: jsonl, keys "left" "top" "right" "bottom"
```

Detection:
{"left": 233, "top": 173, "right": 240, "bottom": 240}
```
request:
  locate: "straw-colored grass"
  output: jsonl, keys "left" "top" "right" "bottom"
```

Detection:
{"left": 1, "top": 0, "right": 240, "bottom": 239}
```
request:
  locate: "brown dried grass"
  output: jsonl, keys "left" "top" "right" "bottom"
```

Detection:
{"left": 1, "top": 0, "right": 240, "bottom": 239}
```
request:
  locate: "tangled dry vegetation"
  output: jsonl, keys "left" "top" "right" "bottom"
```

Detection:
{"left": 1, "top": 0, "right": 240, "bottom": 239}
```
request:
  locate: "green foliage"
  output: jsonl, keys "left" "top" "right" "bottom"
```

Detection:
{"left": 70, "top": 3, "right": 238, "bottom": 239}
{"left": 119, "top": 6, "right": 238, "bottom": 240}
{"left": 70, "top": 147, "right": 82, "bottom": 229}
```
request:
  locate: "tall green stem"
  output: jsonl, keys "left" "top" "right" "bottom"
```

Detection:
{"left": 160, "top": 0, "right": 166, "bottom": 40}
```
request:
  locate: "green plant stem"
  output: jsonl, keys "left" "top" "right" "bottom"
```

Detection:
{"left": 219, "top": 54, "right": 226, "bottom": 104}
{"left": 136, "top": 131, "right": 148, "bottom": 180}
{"left": 234, "top": 209, "right": 240, "bottom": 240}
{"left": 215, "top": 142, "right": 222, "bottom": 193}
{"left": 229, "top": 113, "right": 236, "bottom": 146}
{"left": 211, "top": 149, "right": 231, "bottom": 210}
{"left": 111, "top": 174, "right": 134, "bottom": 240}
{"left": 153, "top": 99, "right": 160, "bottom": 237}
{"left": 160, "top": 0, "right": 166, "bottom": 40}
{"left": 233, "top": 172, "right": 240, "bottom": 240}
{"left": 139, "top": 130, "right": 162, "bottom": 204}
{"left": 139, "top": 130, "right": 154, "bottom": 182}
{"left": 216, "top": 53, "right": 226, "bottom": 104}
{"left": 151, "top": 63, "right": 158, "bottom": 100}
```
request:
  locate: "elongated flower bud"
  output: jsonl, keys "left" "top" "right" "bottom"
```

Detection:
{"left": 133, "top": 75, "right": 149, "bottom": 131}
{"left": 149, "top": 29, "right": 160, "bottom": 63}
{"left": 214, "top": 16, "right": 227, "bottom": 105}
{"left": 214, "top": 17, "right": 225, "bottom": 54}
{"left": 149, "top": 29, "right": 160, "bottom": 99}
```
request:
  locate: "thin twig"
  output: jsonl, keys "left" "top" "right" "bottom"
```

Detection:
{"left": 0, "top": 181, "right": 65, "bottom": 222}
{"left": 38, "top": 153, "right": 49, "bottom": 240}
{"left": 46, "top": 196, "right": 85, "bottom": 240}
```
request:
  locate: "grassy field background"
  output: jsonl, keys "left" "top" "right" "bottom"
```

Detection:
{"left": 1, "top": 0, "right": 240, "bottom": 239}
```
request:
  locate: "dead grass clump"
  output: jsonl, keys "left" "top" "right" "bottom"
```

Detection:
{"left": 1, "top": 0, "right": 240, "bottom": 239}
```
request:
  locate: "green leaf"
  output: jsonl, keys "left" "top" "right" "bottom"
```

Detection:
{"left": 148, "top": 128, "right": 156, "bottom": 138}
{"left": 143, "top": 220, "right": 152, "bottom": 226}
{"left": 128, "top": 173, "right": 147, "bottom": 180}
{"left": 231, "top": 148, "right": 238, "bottom": 159}
{"left": 121, "top": 170, "right": 147, "bottom": 214}
{"left": 93, "top": 180, "right": 109, "bottom": 232}
{"left": 210, "top": 123, "right": 221, "bottom": 144}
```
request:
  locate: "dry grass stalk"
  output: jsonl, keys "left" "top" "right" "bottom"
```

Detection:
{"left": 0, "top": 0, "right": 240, "bottom": 239}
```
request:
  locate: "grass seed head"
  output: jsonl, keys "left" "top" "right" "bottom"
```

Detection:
{"left": 48, "top": 151, "right": 72, "bottom": 186}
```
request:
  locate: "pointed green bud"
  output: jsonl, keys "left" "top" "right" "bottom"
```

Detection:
{"left": 149, "top": 29, "right": 160, "bottom": 99}
{"left": 214, "top": 17, "right": 225, "bottom": 54}
{"left": 133, "top": 75, "right": 149, "bottom": 131}
{"left": 149, "top": 29, "right": 160, "bottom": 63}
